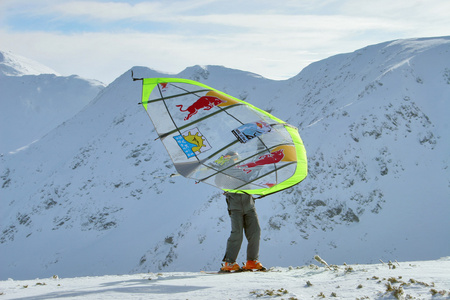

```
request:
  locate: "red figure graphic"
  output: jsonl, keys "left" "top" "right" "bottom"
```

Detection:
{"left": 236, "top": 149, "right": 285, "bottom": 173}
{"left": 159, "top": 83, "right": 168, "bottom": 91}
{"left": 176, "top": 96, "right": 224, "bottom": 121}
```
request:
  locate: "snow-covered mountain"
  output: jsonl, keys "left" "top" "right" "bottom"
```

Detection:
{"left": 1, "top": 37, "right": 449, "bottom": 281}
{"left": 0, "top": 50, "right": 105, "bottom": 154}
{"left": 0, "top": 51, "right": 60, "bottom": 77}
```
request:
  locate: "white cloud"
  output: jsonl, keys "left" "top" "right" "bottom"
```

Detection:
{"left": 27, "top": 0, "right": 219, "bottom": 22}
{"left": 339, "top": 0, "right": 450, "bottom": 19}
{"left": 51, "top": 2, "right": 162, "bottom": 21}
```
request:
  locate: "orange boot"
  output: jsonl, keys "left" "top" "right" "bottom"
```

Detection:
{"left": 242, "top": 260, "right": 266, "bottom": 271}
{"left": 220, "top": 262, "right": 241, "bottom": 272}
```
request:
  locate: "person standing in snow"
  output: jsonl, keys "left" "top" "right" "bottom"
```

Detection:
{"left": 215, "top": 151, "right": 265, "bottom": 272}
{"left": 220, "top": 192, "right": 265, "bottom": 272}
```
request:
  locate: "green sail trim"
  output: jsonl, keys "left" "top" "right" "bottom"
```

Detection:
{"left": 141, "top": 78, "right": 285, "bottom": 124}
{"left": 140, "top": 77, "right": 307, "bottom": 196}
{"left": 223, "top": 126, "right": 307, "bottom": 196}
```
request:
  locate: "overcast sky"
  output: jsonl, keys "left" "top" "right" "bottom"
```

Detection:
{"left": 1, "top": 0, "right": 449, "bottom": 84}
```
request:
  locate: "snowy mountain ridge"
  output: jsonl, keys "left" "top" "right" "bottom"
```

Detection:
{"left": 0, "top": 50, "right": 60, "bottom": 77}
{"left": 1, "top": 37, "right": 449, "bottom": 281}
{"left": 0, "top": 50, "right": 105, "bottom": 154}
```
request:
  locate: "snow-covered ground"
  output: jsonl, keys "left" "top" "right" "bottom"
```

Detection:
{"left": 1, "top": 257, "right": 449, "bottom": 299}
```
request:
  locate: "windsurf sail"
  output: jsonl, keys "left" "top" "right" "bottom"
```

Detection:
{"left": 139, "top": 77, "right": 307, "bottom": 196}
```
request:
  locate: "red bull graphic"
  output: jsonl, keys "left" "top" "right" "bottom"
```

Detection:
{"left": 176, "top": 96, "right": 224, "bottom": 121}
{"left": 159, "top": 82, "right": 168, "bottom": 92}
{"left": 236, "top": 149, "right": 285, "bottom": 174}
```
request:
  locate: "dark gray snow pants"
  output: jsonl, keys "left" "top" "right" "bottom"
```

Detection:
{"left": 223, "top": 193, "right": 261, "bottom": 263}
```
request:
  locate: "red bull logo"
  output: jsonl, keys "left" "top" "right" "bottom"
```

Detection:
{"left": 236, "top": 149, "right": 285, "bottom": 174}
{"left": 176, "top": 96, "right": 224, "bottom": 121}
{"left": 159, "top": 83, "right": 169, "bottom": 92}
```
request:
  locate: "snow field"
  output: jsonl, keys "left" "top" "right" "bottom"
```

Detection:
{"left": 1, "top": 257, "right": 449, "bottom": 299}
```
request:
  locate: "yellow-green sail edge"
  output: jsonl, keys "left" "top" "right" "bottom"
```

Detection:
{"left": 223, "top": 126, "right": 307, "bottom": 196}
{"left": 141, "top": 77, "right": 307, "bottom": 196}
{"left": 141, "top": 77, "right": 283, "bottom": 123}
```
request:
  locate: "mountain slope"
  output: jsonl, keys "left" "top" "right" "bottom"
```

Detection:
{"left": 0, "top": 50, "right": 59, "bottom": 77}
{"left": 0, "top": 50, "right": 105, "bottom": 154}
{"left": 1, "top": 37, "right": 449, "bottom": 280}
